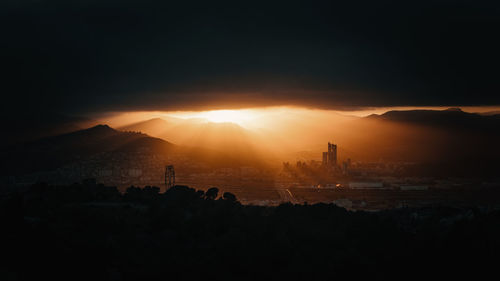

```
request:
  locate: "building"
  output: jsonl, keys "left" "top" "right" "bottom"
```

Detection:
{"left": 322, "top": 142, "right": 338, "bottom": 167}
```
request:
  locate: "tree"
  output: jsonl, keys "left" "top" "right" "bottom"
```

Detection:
{"left": 222, "top": 192, "right": 237, "bottom": 202}
{"left": 196, "top": 190, "right": 205, "bottom": 198}
{"left": 205, "top": 187, "right": 219, "bottom": 200}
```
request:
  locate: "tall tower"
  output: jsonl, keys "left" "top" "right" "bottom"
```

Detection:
{"left": 327, "top": 142, "right": 332, "bottom": 165}
{"left": 332, "top": 143, "right": 337, "bottom": 166}
{"left": 165, "top": 165, "right": 175, "bottom": 189}
{"left": 326, "top": 142, "right": 338, "bottom": 167}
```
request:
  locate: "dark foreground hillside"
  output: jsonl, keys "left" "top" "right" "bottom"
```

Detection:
{"left": 1, "top": 182, "right": 499, "bottom": 280}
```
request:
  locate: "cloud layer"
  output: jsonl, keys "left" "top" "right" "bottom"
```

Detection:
{"left": 2, "top": 0, "right": 500, "bottom": 114}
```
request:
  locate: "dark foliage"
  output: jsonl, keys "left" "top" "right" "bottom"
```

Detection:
{"left": 222, "top": 192, "right": 237, "bottom": 202}
{"left": 0, "top": 181, "right": 499, "bottom": 280}
{"left": 205, "top": 187, "right": 219, "bottom": 200}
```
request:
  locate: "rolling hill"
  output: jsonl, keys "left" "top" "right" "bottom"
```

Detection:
{"left": 353, "top": 108, "right": 500, "bottom": 176}
{"left": 0, "top": 123, "right": 266, "bottom": 188}
{"left": 120, "top": 117, "right": 276, "bottom": 164}
{"left": 0, "top": 125, "right": 174, "bottom": 176}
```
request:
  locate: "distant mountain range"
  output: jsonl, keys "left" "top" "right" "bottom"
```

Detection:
{"left": 119, "top": 108, "right": 500, "bottom": 163}
{"left": 0, "top": 125, "right": 173, "bottom": 175}
{"left": 368, "top": 108, "right": 500, "bottom": 134}
{"left": 2, "top": 108, "right": 499, "bottom": 180}
{"left": 0, "top": 124, "right": 251, "bottom": 180}
{"left": 355, "top": 108, "right": 500, "bottom": 176}
{"left": 479, "top": 110, "right": 500, "bottom": 116}
{"left": 120, "top": 117, "right": 277, "bottom": 163}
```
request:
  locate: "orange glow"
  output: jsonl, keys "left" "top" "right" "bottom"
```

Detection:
{"left": 93, "top": 105, "right": 500, "bottom": 166}
{"left": 170, "top": 109, "right": 262, "bottom": 127}
{"left": 97, "top": 106, "right": 500, "bottom": 128}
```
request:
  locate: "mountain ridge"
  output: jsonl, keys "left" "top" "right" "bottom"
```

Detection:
{"left": 366, "top": 108, "right": 500, "bottom": 134}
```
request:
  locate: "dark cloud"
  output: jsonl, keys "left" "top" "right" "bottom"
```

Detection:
{"left": 2, "top": 0, "right": 500, "bottom": 114}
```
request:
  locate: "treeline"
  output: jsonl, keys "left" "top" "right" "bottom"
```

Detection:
{"left": 1, "top": 181, "right": 499, "bottom": 280}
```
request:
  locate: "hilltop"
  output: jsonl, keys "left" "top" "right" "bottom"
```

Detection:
{"left": 368, "top": 107, "right": 500, "bottom": 133}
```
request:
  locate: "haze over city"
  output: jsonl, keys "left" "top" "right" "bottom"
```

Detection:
{"left": 1, "top": 1, "right": 500, "bottom": 280}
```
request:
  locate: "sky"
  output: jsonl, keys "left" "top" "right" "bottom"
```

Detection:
{"left": 2, "top": 0, "right": 500, "bottom": 115}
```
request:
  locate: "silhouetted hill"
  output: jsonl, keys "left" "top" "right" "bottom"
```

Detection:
{"left": 369, "top": 108, "right": 500, "bottom": 134}
{"left": 479, "top": 110, "right": 500, "bottom": 116}
{"left": 15, "top": 124, "right": 172, "bottom": 154}
{"left": 120, "top": 117, "right": 271, "bottom": 166}
{"left": 0, "top": 125, "right": 174, "bottom": 176}
{"left": 357, "top": 108, "right": 500, "bottom": 176}
{"left": 0, "top": 124, "right": 253, "bottom": 186}
{"left": 119, "top": 116, "right": 183, "bottom": 133}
